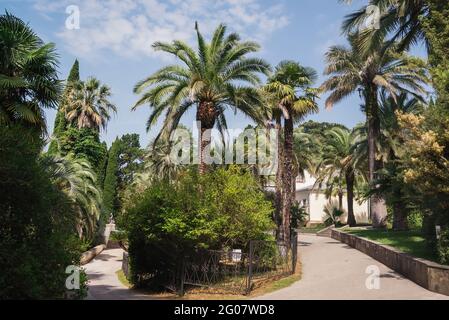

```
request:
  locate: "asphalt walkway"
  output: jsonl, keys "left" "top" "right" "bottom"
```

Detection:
{"left": 256, "top": 234, "right": 448, "bottom": 300}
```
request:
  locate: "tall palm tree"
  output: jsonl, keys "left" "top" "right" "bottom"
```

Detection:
{"left": 64, "top": 77, "right": 117, "bottom": 131}
{"left": 0, "top": 12, "right": 61, "bottom": 131}
{"left": 41, "top": 154, "right": 101, "bottom": 239}
{"left": 263, "top": 61, "right": 319, "bottom": 242}
{"left": 340, "top": 0, "right": 428, "bottom": 53}
{"left": 356, "top": 91, "right": 423, "bottom": 230}
{"left": 321, "top": 35, "right": 428, "bottom": 228}
{"left": 317, "top": 127, "right": 361, "bottom": 227}
{"left": 132, "top": 23, "right": 271, "bottom": 174}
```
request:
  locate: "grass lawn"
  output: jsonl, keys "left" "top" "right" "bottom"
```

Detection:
{"left": 347, "top": 228, "right": 437, "bottom": 262}
{"left": 299, "top": 224, "right": 326, "bottom": 234}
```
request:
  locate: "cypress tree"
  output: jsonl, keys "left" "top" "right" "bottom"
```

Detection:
{"left": 102, "top": 138, "right": 121, "bottom": 219}
{"left": 48, "top": 59, "right": 80, "bottom": 154}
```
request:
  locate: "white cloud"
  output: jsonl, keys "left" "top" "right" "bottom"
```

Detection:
{"left": 33, "top": 0, "right": 289, "bottom": 61}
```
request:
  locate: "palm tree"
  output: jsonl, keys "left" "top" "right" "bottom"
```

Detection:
{"left": 263, "top": 61, "right": 319, "bottom": 242}
{"left": 340, "top": 0, "right": 428, "bottom": 53}
{"left": 317, "top": 127, "right": 361, "bottom": 227}
{"left": 321, "top": 35, "right": 428, "bottom": 228}
{"left": 293, "top": 126, "right": 321, "bottom": 180}
{"left": 146, "top": 139, "right": 186, "bottom": 182}
{"left": 356, "top": 91, "right": 423, "bottom": 230}
{"left": 42, "top": 154, "right": 101, "bottom": 239}
{"left": 0, "top": 12, "right": 61, "bottom": 131}
{"left": 64, "top": 77, "right": 117, "bottom": 131}
{"left": 132, "top": 23, "right": 271, "bottom": 174}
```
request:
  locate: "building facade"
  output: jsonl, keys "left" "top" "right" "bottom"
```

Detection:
{"left": 295, "top": 172, "right": 369, "bottom": 226}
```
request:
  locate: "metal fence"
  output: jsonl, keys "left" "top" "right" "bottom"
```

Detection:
{"left": 169, "top": 234, "right": 298, "bottom": 296}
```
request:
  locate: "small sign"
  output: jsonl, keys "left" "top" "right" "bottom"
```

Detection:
{"left": 436, "top": 225, "right": 442, "bottom": 240}
{"left": 231, "top": 249, "right": 242, "bottom": 262}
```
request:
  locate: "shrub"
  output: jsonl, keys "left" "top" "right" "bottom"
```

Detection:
{"left": 437, "top": 228, "right": 449, "bottom": 265}
{"left": 291, "top": 201, "right": 309, "bottom": 229}
{"left": 407, "top": 210, "right": 424, "bottom": 230}
{"left": 120, "top": 167, "right": 274, "bottom": 289}
{"left": 323, "top": 201, "right": 345, "bottom": 227}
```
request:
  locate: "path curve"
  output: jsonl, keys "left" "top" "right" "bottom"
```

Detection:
{"left": 84, "top": 248, "right": 152, "bottom": 300}
{"left": 256, "top": 234, "right": 448, "bottom": 300}
{"left": 85, "top": 236, "right": 448, "bottom": 300}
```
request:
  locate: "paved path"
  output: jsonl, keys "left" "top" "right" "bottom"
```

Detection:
{"left": 85, "top": 236, "right": 448, "bottom": 300}
{"left": 84, "top": 248, "right": 152, "bottom": 300}
{"left": 256, "top": 234, "right": 448, "bottom": 300}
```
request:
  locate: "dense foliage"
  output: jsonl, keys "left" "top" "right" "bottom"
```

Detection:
{"left": 0, "top": 126, "right": 86, "bottom": 299}
{"left": 120, "top": 167, "right": 274, "bottom": 288}
{"left": 103, "top": 138, "right": 121, "bottom": 218}
{"left": 0, "top": 13, "right": 61, "bottom": 131}
{"left": 48, "top": 60, "right": 80, "bottom": 155}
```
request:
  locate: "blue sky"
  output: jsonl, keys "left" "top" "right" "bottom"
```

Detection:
{"left": 3, "top": 0, "right": 427, "bottom": 147}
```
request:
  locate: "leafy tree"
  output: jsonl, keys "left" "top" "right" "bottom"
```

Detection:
{"left": 48, "top": 59, "right": 80, "bottom": 154}
{"left": 423, "top": 0, "right": 449, "bottom": 106}
{"left": 59, "top": 127, "right": 108, "bottom": 177}
{"left": 0, "top": 12, "right": 61, "bottom": 131}
{"left": 263, "top": 61, "right": 319, "bottom": 243}
{"left": 0, "top": 125, "right": 85, "bottom": 299}
{"left": 321, "top": 34, "right": 428, "bottom": 228}
{"left": 117, "top": 134, "right": 144, "bottom": 192}
{"left": 132, "top": 23, "right": 271, "bottom": 174}
{"left": 64, "top": 77, "right": 117, "bottom": 131}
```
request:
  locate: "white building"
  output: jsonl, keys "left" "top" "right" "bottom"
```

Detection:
{"left": 295, "top": 172, "right": 369, "bottom": 226}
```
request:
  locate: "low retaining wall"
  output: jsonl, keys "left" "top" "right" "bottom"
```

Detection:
{"left": 80, "top": 244, "right": 106, "bottom": 265}
{"left": 316, "top": 226, "right": 333, "bottom": 237}
{"left": 331, "top": 229, "right": 449, "bottom": 296}
{"left": 122, "top": 251, "right": 130, "bottom": 278}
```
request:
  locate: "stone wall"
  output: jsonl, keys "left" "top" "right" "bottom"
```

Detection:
{"left": 122, "top": 251, "right": 129, "bottom": 278}
{"left": 332, "top": 229, "right": 449, "bottom": 296}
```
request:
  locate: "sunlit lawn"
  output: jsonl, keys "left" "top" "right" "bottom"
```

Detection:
{"left": 347, "top": 229, "right": 437, "bottom": 262}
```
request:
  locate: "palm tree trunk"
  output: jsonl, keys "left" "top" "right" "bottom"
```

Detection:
{"left": 392, "top": 201, "right": 409, "bottom": 231}
{"left": 346, "top": 170, "right": 357, "bottom": 227}
{"left": 282, "top": 115, "right": 294, "bottom": 245}
{"left": 275, "top": 119, "right": 283, "bottom": 240}
{"left": 392, "top": 174, "right": 409, "bottom": 231}
{"left": 338, "top": 190, "right": 343, "bottom": 211}
{"left": 366, "top": 88, "right": 387, "bottom": 228}
{"left": 197, "top": 101, "right": 216, "bottom": 175}
{"left": 199, "top": 127, "right": 211, "bottom": 175}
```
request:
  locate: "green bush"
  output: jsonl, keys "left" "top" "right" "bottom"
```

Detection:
{"left": 120, "top": 167, "right": 274, "bottom": 289}
{"left": 407, "top": 210, "right": 424, "bottom": 230}
{"left": 437, "top": 228, "right": 449, "bottom": 265}
{"left": 0, "top": 126, "right": 87, "bottom": 299}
